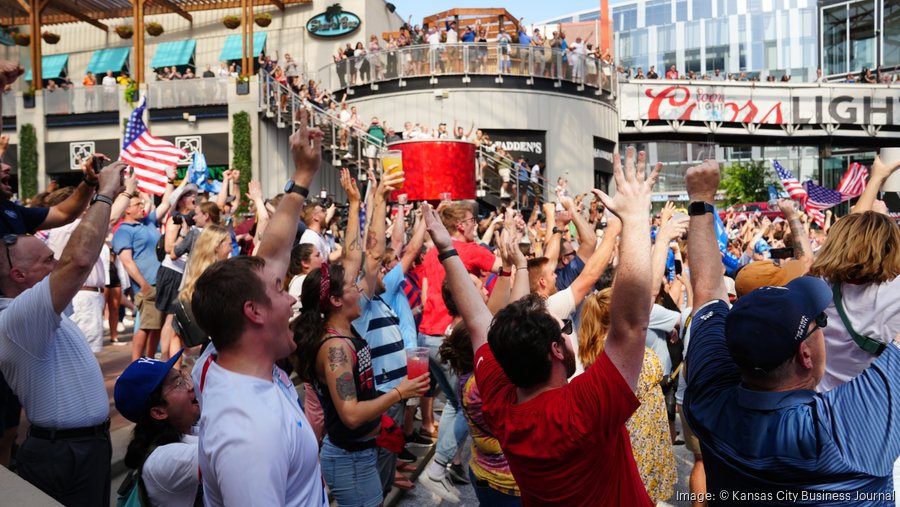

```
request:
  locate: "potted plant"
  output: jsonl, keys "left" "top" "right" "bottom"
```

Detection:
{"left": 41, "top": 31, "right": 60, "bottom": 44}
{"left": 223, "top": 15, "right": 241, "bottom": 29}
{"left": 146, "top": 22, "right": 164, "bottom": 36}
{"left": 236, "top": 75, "right": 250, "bottom": 95}
{"left": 116, "top": 25, "right": 134, "bottom": 39}
{"left": 13, "top": 33, "right": 29, "bottom": 46}
{"left": 23, "top": 87, "right": 35, "bottom": 108}
{"left": 254, "top": 13, "right": 272, "bottom": 27}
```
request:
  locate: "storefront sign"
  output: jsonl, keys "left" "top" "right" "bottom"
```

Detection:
{"left": 306, "top": 10, "right": 361, "bottom": 38}
{"left": 620, "top": 82, "right": 897, "bottom": 126}
{"left": 481, "top": 129, "right": 546, "bottom": 164}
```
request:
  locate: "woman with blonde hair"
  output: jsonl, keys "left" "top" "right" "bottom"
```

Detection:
{"left": 578, "top": 288, "right": 676, "bottom": 504}
{"left": 809, "top": 211, "right": 900, "bottom": 392}
{"left": 179, "top": 224, "right": 232, "bottom": 306}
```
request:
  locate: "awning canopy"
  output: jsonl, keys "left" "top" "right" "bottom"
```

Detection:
{"left": 150, "top": 39, "right": 196, "bottom": 69}
{"left": 219, "top": 32, "right": 267, "bottom": 61}
{"left": 86, "top": 46, "right": 131, "bottom": 75}
{"left": 25, "top": 54, "right": 69, "bottom": 81}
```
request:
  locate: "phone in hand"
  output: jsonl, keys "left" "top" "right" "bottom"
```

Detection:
{"left": 92, "top": 156, "right": 106, "bottom": 173}
{"left": 770, "top": 247, "right": 794, "bottom": 259}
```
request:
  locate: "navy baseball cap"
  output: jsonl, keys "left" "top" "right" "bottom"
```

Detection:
{"left": 725, "top": 277, "right": 831, "bottom": 373}
{"left": 114, "top": 349, "right": 184, "bottom": 423}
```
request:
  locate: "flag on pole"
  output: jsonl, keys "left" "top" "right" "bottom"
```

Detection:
{"left": 837, "top": 162, "right": 868, "bottom": 200}
{"left": 187, "top": 152, "right": 222, "bottom": 194}
{"left": 803, "top": 181, "right": 843, "bottom": 210}
{"left": 772, "top": 160, "right": 807, "bottom": 203}
{"left": 122, "top": 96, "right": 185, "bottom": 195}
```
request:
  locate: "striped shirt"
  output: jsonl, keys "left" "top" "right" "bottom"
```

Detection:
{"left": 353, "top": 267, "right": 409, "bottom": 392}
{"left": 0, "top": 277, "right": 108, "bottom": 428}
{"left": 685, "top": 300, "right": 900, "bottom": 505}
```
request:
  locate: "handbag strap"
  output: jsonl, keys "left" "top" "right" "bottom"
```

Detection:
{"left": 832, "top": 282, "right": 885, "bottom": 356}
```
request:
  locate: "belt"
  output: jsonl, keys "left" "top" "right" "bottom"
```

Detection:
{"left": 29, "top": 419, "right": 110, "bottom": 440}
{"left": 79, "top": 286, "right": 103, "bottom": 293}
{"left": 332, "top": 438, "right": 377, "bottom": 452}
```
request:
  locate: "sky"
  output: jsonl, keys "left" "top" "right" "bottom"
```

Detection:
{"left": 387, "top": 1, "right": 602, "bottom": 26}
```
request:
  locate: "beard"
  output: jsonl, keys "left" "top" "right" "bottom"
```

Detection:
{"left": 562, "top": 339, "right": 577, "bottom": 378}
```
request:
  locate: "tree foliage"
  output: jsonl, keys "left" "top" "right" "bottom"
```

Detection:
{"left": 231, "top": 111, "right": 251, "bottom": 212}
{"left": 19, "top": 124, "right": 37, "bottom": 200}
{"left": 720, "top": 160, "right": 776, "bottom": 205}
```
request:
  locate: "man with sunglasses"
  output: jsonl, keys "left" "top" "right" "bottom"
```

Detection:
{"left": 684, "top": 160, "right": 900, "bottom": 503}
{"left": 0, "top": 160, "right": 125, "bottom": 506}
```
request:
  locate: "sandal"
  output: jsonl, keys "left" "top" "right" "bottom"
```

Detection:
{"left": 394, "top": 473, "right": 415, "bottom": 490}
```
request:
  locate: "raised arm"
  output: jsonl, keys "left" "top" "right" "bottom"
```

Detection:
{"left": 49, "top": 162, "right": 125, "bottom": 313}
{"left": 778, "top": 198, "right": 813, "bottom": 270}
{"left": 650, "top": 217, "right": 688, "bottom": 301}
{"left": 110, "top": 167, "right": 138, "bottom": 222}
{"left": 591, "top": 148, "right": 660, "bottom": 390}
{"left": 40, "top": 174, "right": 95, "bottom": 231}
{"left": 255, "top": 109, "right": 323, "bottom": 276}
{"left": 399, "top": 211, "right": 426, "bottom": 274}
{"left": 561, "top": 196, "right": 597, "bottom": 261}
{"left": 216, "top": 171, "right": 232, "bottom": 209}
{"left": 567, "top": 215, "right": 621, "bottom": 304}
{"left": 361, "top": 168, "right": 404, "bottom": 297}
{"left": 686, "top": 160, "right": 727, "bottom": 309}
{"left": 339, "top": 168, "right": 363, "bottom": 279}
{"left": 854, "top": 156, "right": 900, "bottom": 214}
{"left": 423, "top": 203, "right": 492, "bottom": 350}
{"left": 246, "top": 180, "right": 269, "bottom": 243}
{"left": 542, "top": 202, "right": 562, "bottom": 266}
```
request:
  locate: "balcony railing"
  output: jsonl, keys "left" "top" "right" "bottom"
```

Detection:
{"left": 147, "top": 77, "right": 229, "bottom": 109}
{"left": 43, "top": 86, "right": 119, "bottom": 114}
{"left": 316, "top": 43, "right": 617, "bottom": 97}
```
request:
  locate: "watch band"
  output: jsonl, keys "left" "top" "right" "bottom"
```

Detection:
{"left": 91, "top": 194, "right": 114, "bottom": 207}
{"left": 437, "top": 249, "right": 458, "bottom": 262}
{"left": 688, "top": 201, "right": 715, "bottom": 216}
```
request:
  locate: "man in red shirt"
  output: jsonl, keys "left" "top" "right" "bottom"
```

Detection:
{"left": 666, "top": 65, "right": 679, "bottom": 79}
{"left": 424, "top": 147, "right": 658, "bottom": 506}
{"left": 417, "top": 202, "right": 500, "bottom": 499}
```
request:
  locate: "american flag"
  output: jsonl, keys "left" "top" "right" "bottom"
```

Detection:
{"left": 837, "top": 162, "right": 868, "bottom": 200}
{"left": 121, "top": 97, "right": 185, "bottom": 195}
{"left": 803, "top": 181, "right": 842, "bottom": 210}
{"left": 773, "top": 160, "right": 807, "bottom": 203}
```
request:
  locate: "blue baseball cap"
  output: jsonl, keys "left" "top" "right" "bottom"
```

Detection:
{"left": 725, "top": 277, "right": 831, "bottom": 373}
{"left": 114, "top": 349, "right": 184, "bottom": 423}
{"left": 753, "top": 239, "right": 771, "bottom": 255}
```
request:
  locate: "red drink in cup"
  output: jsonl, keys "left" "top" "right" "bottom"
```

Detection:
{"left": 406, "top": 347, "right": 430, "bottom": 379}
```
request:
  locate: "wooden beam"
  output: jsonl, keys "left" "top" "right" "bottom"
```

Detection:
{"left": 134, "top": 0, "right": 145, "bottom": 85}
{"left": 241, "top": 0, "right": 249, "bottom": 77}
{"left": 14, "top": 0, "right": 29, "bottom": 13}
{"left": 46, "top": 0, "right": 108, "bottom": 31}
{"left": 29, "top": 0, "right": 42, "bottom": 89}
{"left": 147, "top": 0, "right": 192, "bottom": 22}
{"left": 269, "top": 0, "right": 284, "bottom": 11}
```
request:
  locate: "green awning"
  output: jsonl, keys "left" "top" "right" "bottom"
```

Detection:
{"left": 151, "top": 39, "right": 196, "bottom": 68}
{"left": 86, "top": 46, "right": 131, "bottom": 75}
{"left": 219, "top": 32, "right": 267, "bottom": 61}
{"left": 24, "top": 54, "right": 69, "bottom": 81}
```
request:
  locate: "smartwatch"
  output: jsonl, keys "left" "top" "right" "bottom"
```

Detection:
{"left": 687, "top": 201, "right": 715, "bottom": 216}
{"left": 90, "top": 194, "right": 114, "bottom": 207}
{"left": 284, "top": 180, "right": 309, "bottom": 198}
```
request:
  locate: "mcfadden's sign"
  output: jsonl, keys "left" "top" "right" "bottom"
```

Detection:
{"left": 306, "top": 9, "right": 361, "bottom": 38}
{"left": 620, "top": 82, "right": 896, "bottom": 126}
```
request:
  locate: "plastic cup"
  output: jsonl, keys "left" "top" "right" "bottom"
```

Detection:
{"left": 405, "top": 347, "right": 429, "bottom": 379}
{"left": 381, "top": 150, "right": 404, "bottom": 190}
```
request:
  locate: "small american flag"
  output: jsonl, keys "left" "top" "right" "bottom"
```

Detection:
{"left": 803, "top": 181, "right": 843, "bottom": 211}
{"left": 837, "top": 162, "right": 868, "bottom": 200}
{"left": 121, "top": 96, "right": 185, "bottom": 195}
{"left": 773, "top": 160, "right": 807, "bottom": 203}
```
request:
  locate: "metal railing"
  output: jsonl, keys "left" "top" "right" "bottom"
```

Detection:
{"left": 1, "top": 91, "right": 14, "bottom": 118}
{"left": 147, "top": 77, "right": 229, "bottom": 109}
{"left": 43, "top": 86, "right": 119, "bottom": 114}
{"left": 317, "top": 43, "right": 617, "bottom": 96}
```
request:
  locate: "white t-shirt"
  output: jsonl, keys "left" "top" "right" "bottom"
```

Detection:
{"left": 299, "top": 229, "right": 332, "bottom": 260}
{"left": 446, "top": 29, "right": 458, "bottom": 44}
{"left": 817, "top": 277, "right": 900, "bottom": 392}
{"left": 288, "top": 274, "right": 307, "bottom": 316}
{"left": 646, "top": 304, "right": 681, "bottom": 375}
{"left": 143, "top": 433, "right": 200, "bottom": 507}
{"left": 199, "top": 361, "right": 328, "bottom": 507}
{"left": 546, "top": 287, "right": 584, "bottom": 376}
{"left": 427, "top": 31, "right": 441, "bottom": 46}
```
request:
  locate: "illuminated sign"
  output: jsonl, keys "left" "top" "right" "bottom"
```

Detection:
{"left": 306, "top": 10, "right": 361, "bottom": 38}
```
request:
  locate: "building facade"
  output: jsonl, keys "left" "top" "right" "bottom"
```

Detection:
{"left": 820, "top": 0, "right": 900, "bottom": 77}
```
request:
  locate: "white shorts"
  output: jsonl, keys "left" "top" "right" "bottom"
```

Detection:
{"left": 72, "top": 290, "right": 105, "bottom": 353}
{"left": 366, "top": 145, "right": 378, "bottom": 159}
{"left": 499, "top": 168, "right": 511, "bottom": 183}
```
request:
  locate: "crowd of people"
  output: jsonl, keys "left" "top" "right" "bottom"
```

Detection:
{"left": 1, "top": 53, "right": 900, "bottom": 507}
{"left": 623, "top": 64, "right": 900, "bottom": 84}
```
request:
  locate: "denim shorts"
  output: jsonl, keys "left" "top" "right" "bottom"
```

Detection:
{"left": 320, "top": 436, "right": 382, "bottom": 507}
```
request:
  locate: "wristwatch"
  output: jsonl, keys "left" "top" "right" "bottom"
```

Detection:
{"left": 283, "top": 180, "right": 309, "bottom": 198}
{"left": 552, "top": 227, "right": 564, "bottom": 234}
{"left": 687, "top": 201, "right": 715, "bottom": 216}
{"left": 90, "top": 194, "right": 114, "bottom": 207}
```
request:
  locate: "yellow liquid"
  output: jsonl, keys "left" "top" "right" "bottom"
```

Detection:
{"left": 382, "top": 156, "right": 403, "bottom": 189}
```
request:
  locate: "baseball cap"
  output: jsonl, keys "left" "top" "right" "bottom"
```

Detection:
{"left": 734, "top": 259, "right": 807, "bottom": 297}
{"left": 114, "top": 349, "right": 185, "bottom": 423}
{"left": 753, "top": 239, "right": 771, "bottom": 255}
{"left": 725, "top": 277, "right": 830, "bottom": 374}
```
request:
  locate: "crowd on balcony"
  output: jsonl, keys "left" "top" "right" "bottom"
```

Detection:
{"left": 622, "top": 64, "right": 899, "bottom": 84}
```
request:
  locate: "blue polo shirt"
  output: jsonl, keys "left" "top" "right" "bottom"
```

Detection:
{"left": 112, "top": 213, "right": 161, "bottom": 287}
{"left": 555, "top": 254, "right": 585, "bottom": 291}
{"left": 684, "top": 300, "right": 900, "bottom": 505}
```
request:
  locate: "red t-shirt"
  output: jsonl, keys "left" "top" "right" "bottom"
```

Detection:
{"left": 474, "top": 344, "right": 652, "bottom": 506}
{"left": 419, "top": 240, "right": 495, "bottom": 335}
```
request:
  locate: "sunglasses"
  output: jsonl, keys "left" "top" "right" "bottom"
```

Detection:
{"left": 561, "top": 318, "right": 573, "bottom": 336}
{"left": 2, "top": 234, "right": 18, "bottom": 271}
{"left": 802, "top": 313, "right": 828, "bottom": 340}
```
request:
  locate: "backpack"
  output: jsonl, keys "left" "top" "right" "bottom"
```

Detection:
{"left": 171, "top": 298, "right": 210, "bottom": 348}
{"left": 115, "top": 466, "right": 152, "bottom": 507}
{"left": 155, "top": 235, "right": 166, "bottom": 262}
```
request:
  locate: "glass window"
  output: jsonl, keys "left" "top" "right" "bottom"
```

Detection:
{"left": 613, "top": 5, "right": 637, "bottom": 31}
{"left": 676, "top": 0, "right": 688, "bottom": 21}
{"left": 685, "top": 20, "right": 701, "bottom": 48}
{"left": 685, "top": 48, "right": 702, "bottom": 73}
{"left": 693, "top": 0, "right": 712, "bottom": 19}
{"left": 886, "top": 0, "right": 900, "bottom": 66}
{"left": 823, "top": 5, "right": 847, "bottom": 75}
{"left": 706, "top": 17, "right": 727, "bottom": 46}
{"left": 646, "top": 0, "right": 672, "bottom": 26}
{"left": 747, "top": 0, "right": 762, "bottom": 13}
{"left": 579, "top": 11, "right": 601, "bottom": 22}
{"left": 848, "top": 0, "right": 876, "bottom": 72}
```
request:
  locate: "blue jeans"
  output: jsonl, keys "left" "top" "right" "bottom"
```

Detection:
{"left": 419, "top": 332, "right": 470, "bottom": 464}
{"left": 320, "top": 437, "right": 382, "bottom": 507}
{"left": 469, "top": 468, "right": 522, "bottom": 507}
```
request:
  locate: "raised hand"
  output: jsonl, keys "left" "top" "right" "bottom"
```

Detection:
{"left": 657, "top": 216, "right": 688, "bottom": 243}
{"left": 685, "top": 159, "right": 720, "bottom": 203}
{"left": 871, "top": 155, "right": 900, "bottom": 183}
{"left": 98, "top": 160, "right": 127, "bottom": 198}
{"left": 378, "top": 166, "right": 404, "bottom": 195}
{"left": 592, "top": 147, "right": 661, "bottom": 224}
{"left": 339, "top": 168, "right": 361, "bottom": 204}
{"left": 247, "top": 180, "right": 263, "bottom": 202}
{"left": 422, "top": 202, "right": 453, "bottom": 252}
{"left": 659, "top": 200, "right": 675, "bottom": 226}
{"left": 289, "top": 108, "right": 324, "bottom": 186}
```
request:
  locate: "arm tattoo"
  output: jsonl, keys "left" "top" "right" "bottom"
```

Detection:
{"left": 335, "top": 372, "right": 357, "bottom": 400}
{"left": 788, "top": 218, "right": 806, "bottom": 257}
{"left": 348, "top": 237, "right": 361, "bottom": 252}
{"left": 328, "top": 346, "right": 349, "bottom": 372}
{"left": 366, "top": 230, "right": 377, "bottom": 250}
